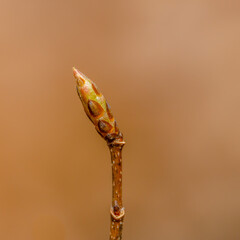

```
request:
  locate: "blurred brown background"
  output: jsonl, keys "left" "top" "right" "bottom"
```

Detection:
{"left": 0, "top": 1, "right": 240, "bottom": 239}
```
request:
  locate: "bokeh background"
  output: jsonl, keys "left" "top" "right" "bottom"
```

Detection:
{"left": 0, "top": 1, "right": 240, "bottom": 239}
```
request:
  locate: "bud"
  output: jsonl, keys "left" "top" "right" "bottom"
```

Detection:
{"left": 73, "top": 67, "right": 123, "bottom": 143}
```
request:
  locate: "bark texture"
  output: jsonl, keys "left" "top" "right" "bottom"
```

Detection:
{"left": 109, "top": 141, "right": 125, "bottom": 240}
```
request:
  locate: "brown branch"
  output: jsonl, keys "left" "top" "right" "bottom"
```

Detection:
{"left": 108, "top": 140, "right": 125, "bottom": 240}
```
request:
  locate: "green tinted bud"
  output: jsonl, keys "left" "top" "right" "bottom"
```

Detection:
{"left": 73, "top": 67, "right": 123, "bottom": 143}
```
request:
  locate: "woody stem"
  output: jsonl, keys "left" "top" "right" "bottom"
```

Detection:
{"left": 108, "top": 141, "right": 125, "bottom": 240}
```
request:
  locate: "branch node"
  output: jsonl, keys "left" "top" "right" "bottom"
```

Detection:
{"left": 110, "top": 206, "right": 125, "bottom": 221}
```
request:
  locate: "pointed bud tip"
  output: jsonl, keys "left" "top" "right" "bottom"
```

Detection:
{"left": 72, "top": 67, "right": 78, "bottom": 78}
{"left": 72, "top": 67, "right": 85, "bottom": 87}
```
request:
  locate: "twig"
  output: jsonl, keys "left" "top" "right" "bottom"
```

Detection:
{"left": 108, "top": 140, "right": 125, "bottom": 240}
{"left": 73, "top": 67, "right": 125, "bottom": 240}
